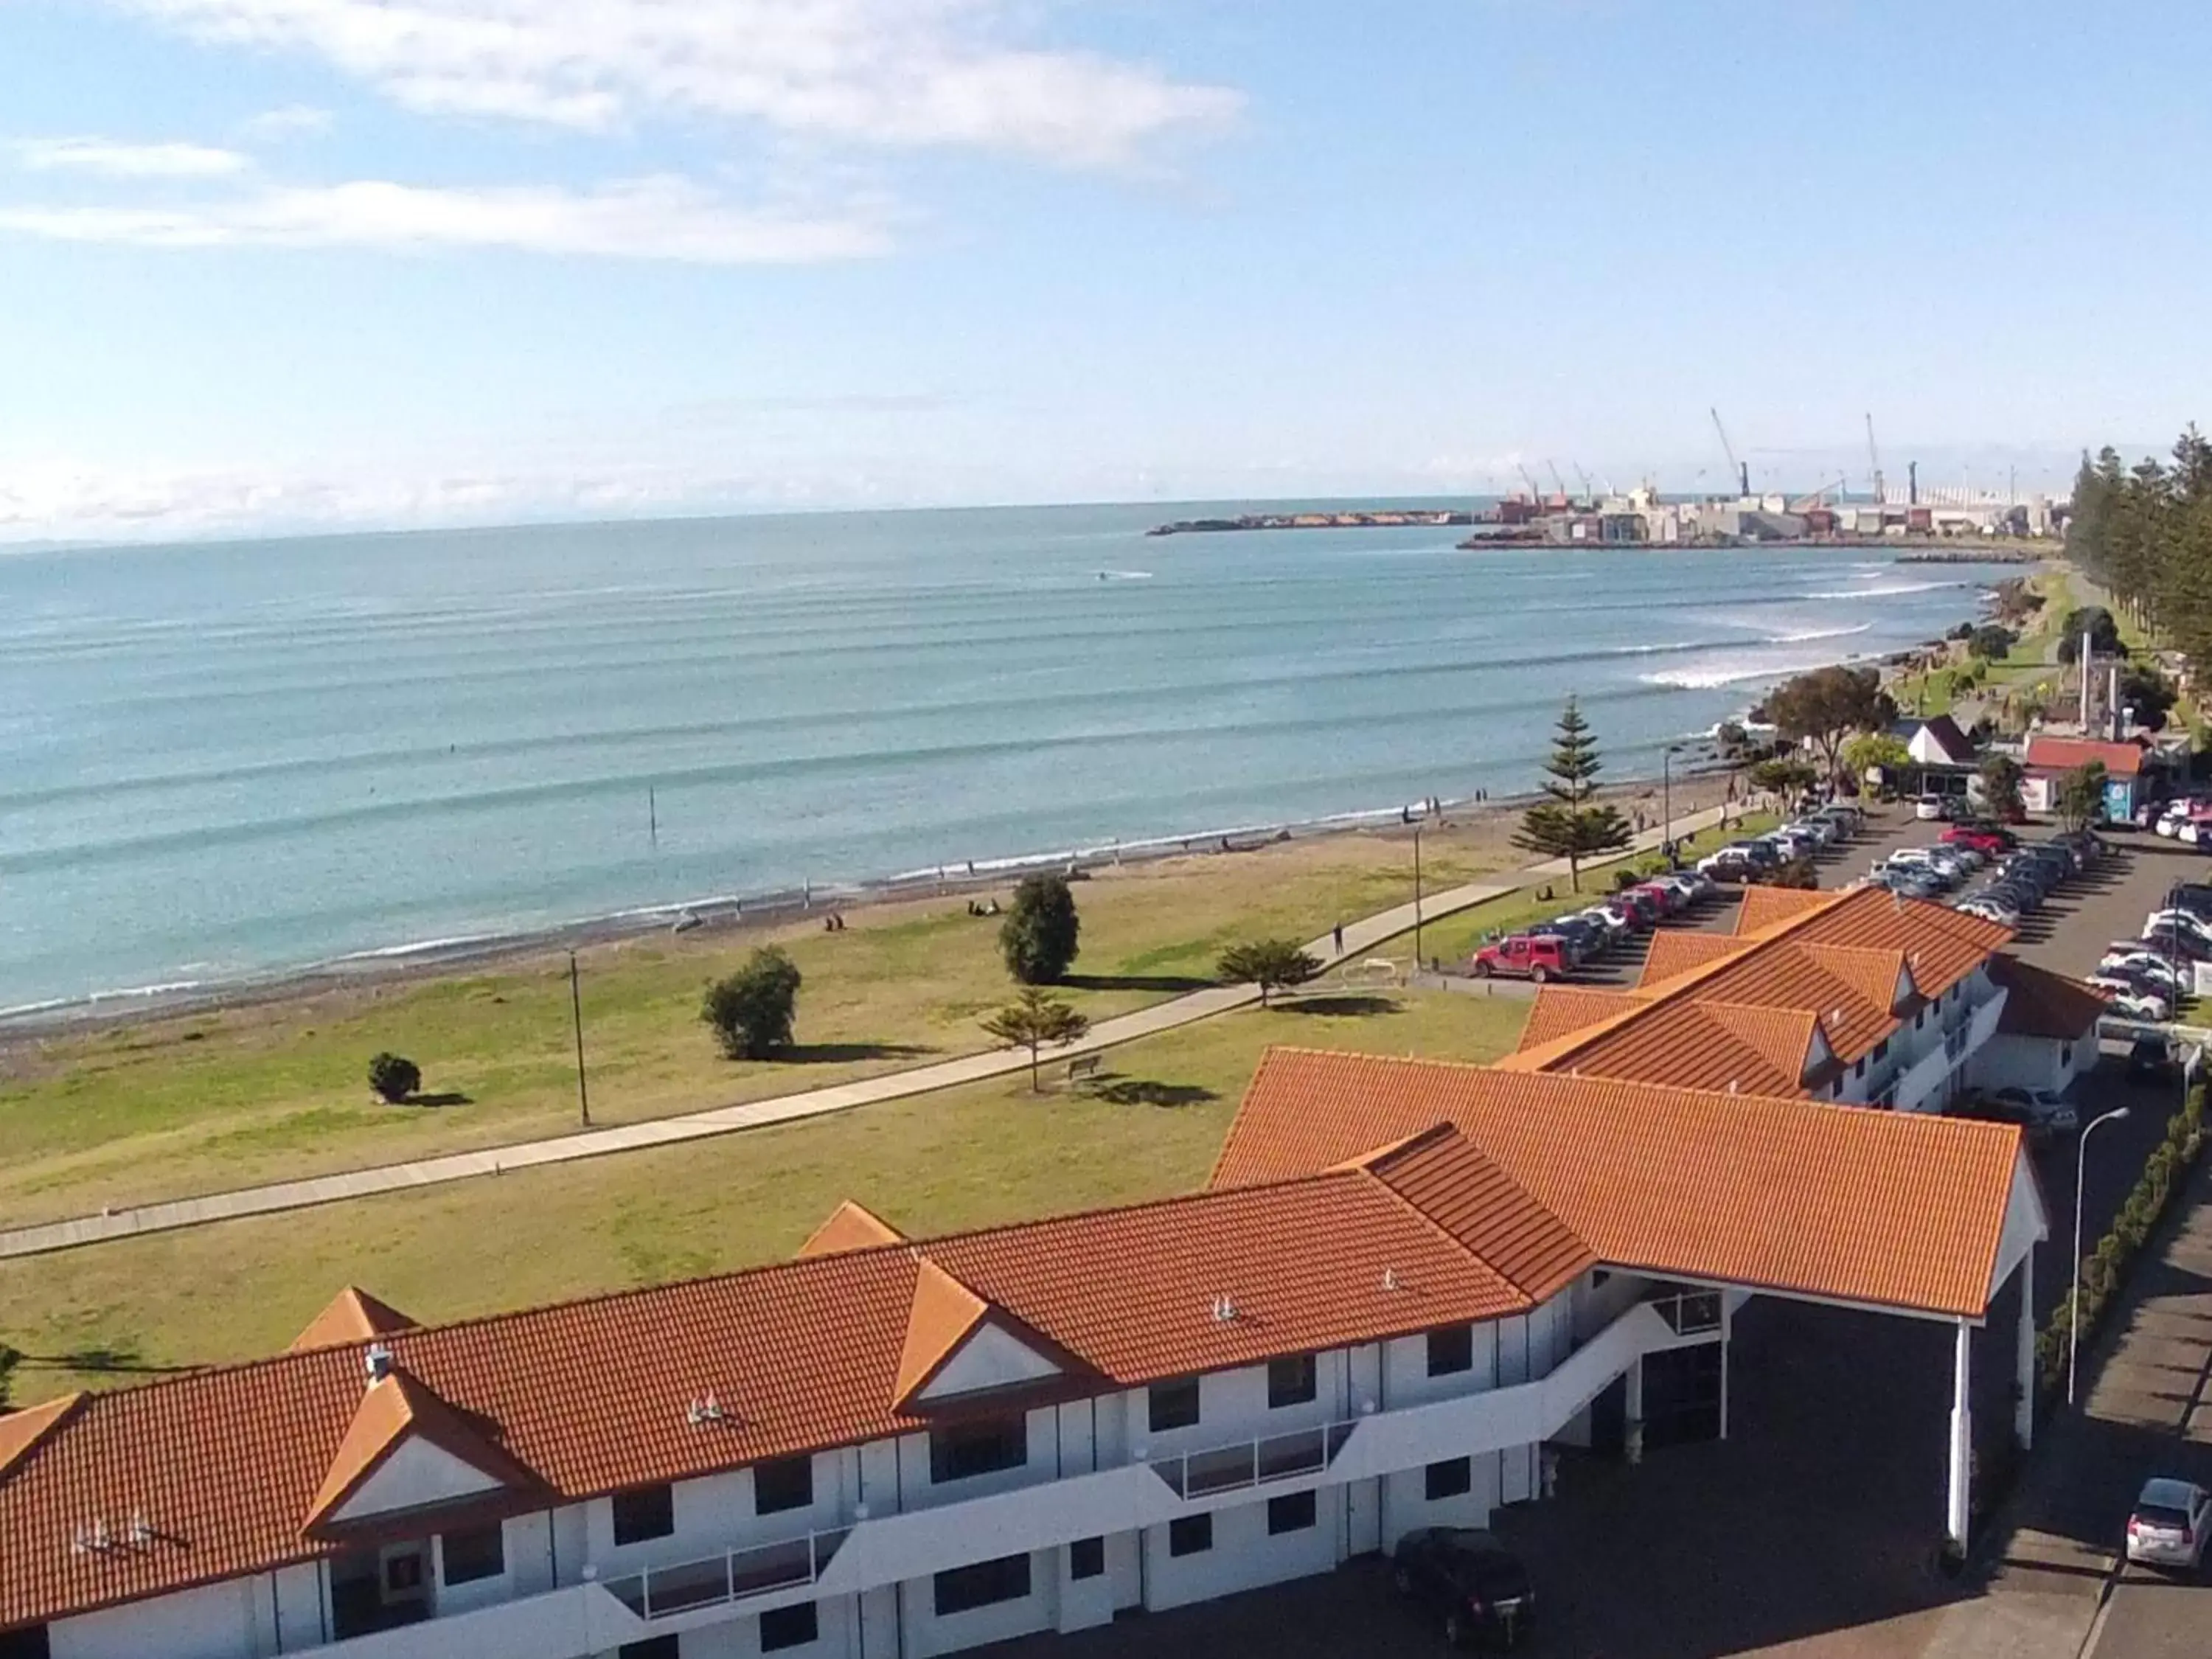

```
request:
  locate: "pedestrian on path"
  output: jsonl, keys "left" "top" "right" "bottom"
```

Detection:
{"left": 1332, "top": 921, "right": 1344, "bottom": 956}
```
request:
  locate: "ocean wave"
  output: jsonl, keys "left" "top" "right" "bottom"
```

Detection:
{"left": 327, "top": 933, "right": 507, "bottom": 964}
{"left": 1640, "top": 650, "right": 1874, "bottom": 690}
{"left": 1096, "top": 569, "right": 1154, "bottom": 580}
{"left": 1770, "top": 623, "right": 1874, "bottom": 644}
{"left": 1801, "top": 580, "right": 1963, "bottom": 599}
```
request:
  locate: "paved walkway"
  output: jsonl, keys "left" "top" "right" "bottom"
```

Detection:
{"left": 0, "top": 808, "right": 1733, "bottom": 1259}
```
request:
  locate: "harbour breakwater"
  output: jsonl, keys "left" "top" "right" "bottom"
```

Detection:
{"left": 1149, "top": 508, "right": 1476, "bottom": 535}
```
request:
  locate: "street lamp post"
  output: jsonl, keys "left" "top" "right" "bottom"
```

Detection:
{"left": 1661, "top": 743, "right": 1684, "bottom": 865}
{"left": 1413, "top": 823, "right": 1425, "bottom": 970}
{"left": 2069, "top": 1105, "right": 2132, "bottom": 1405}
{"left": 568, "top": 950, "right": 591, "bottom": 1129}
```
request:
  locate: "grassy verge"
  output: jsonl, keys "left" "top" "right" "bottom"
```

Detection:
{"left": 0, "top": 827, "right": 1514, "bottom": 1225}
{"left": 0, "top": 989, "right": 1529, "bottom": 1403}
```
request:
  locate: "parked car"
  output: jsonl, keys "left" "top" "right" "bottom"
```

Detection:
{"left": 1943, "top": 824, "right": 2014, "bottom": 856}
{"left": 2098, "top": 953, "right": 2188, "bottom": 995}
{"left": 1914, "top": 794, "right": 1945, "bottom": 820}
{"left": 2125, "top": 1478, "right": 2211, "bottom": 1571}
{"left": 1471, "top": 934, "right": 1572, "bottom": 982}
{"left": 1955, "top": 897, "right": 2021, "bottom": 927}
{"left": 2092, "top": 977, "right": 2174, "bottom": 1021}
{"left": 1947, "top": 1096, "right": 2053, "bottom": 1148}
{"left": 1629, "top": 880, "right": 1687, "bottom": 918}
{"left": 1698, "top": 849, "right": 1761, "bottom": 883}
{"left": 1526, "top": 919, "right": 1596, "bottom": 966}
{"left": 1986, "top": 1087, "right": 2079, "bottom": 1134}
{"left": 2129, "top": 1034, "right": 2176, "bottom": 1079}
{"left": 2135, "top": 927, "right": 2212, "bottom": 964}
{"left": 1391, "top": 1527, "right": 1535, "bottom": 1649}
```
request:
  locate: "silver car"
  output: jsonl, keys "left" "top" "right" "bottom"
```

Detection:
{"left": 2126, "top": 1478, "right": 2210, "bottom": 1571}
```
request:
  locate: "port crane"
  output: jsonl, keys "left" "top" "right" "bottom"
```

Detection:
{"left": 1544, "top": 459, "right": 1571, "bottom": 504}
{"left": 1864, "top": 414, "right": 1885, "bottom": 507}
{"left": 1571, "top": 462, "right": 1595, "bottom": 501}
{"left": 1514, "top": 461, "right": 1543, "bottom": 501}
{"left": 1709, "top": 407, "right": 1750, "bottom": 498}
{"left": 1788, "top": 477, "right": 1848, "bottom": 512}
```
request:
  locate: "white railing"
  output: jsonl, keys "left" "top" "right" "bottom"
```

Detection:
{"left": 293, "top": 1582, "right": 645, "bottom": 1659}
{"left": 1897, "top": 989, "right": 2007, "bottom": 1113}
{"left": 1147, "top": 1420, "right": 1360, "bottom": 1499}
{"left": 602, "top": 1526, "right": 850, "bottom": 1624}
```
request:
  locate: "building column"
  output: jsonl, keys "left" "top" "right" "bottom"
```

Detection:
{"left": 1946, "top": 1318, "right": 1973, "bottom": 1551}
{"left": 2013, "top": 1253, "right": 2035, "bottom": 1451}
{"left": 1624, "top": 1356, "right": 1645, "bottom": 1465}
{"left": 1717, "top": 1298, "right": 1733, "bottom": 1441}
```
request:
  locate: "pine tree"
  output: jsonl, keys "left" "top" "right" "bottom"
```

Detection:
{"left": 1511, "top": 696, "right": 1632, "bottom": 892}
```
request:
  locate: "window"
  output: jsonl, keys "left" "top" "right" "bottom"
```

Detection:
{"left": 611, "top": 1484, "right": 675, "bottom": 1545}
{"left": 930, "top": 1416, "right": 1027, "bottom": 1484}
{"left": 1148, "top": 1378, "right": 1200, "bottom": 1431}
{"left": 1069, "top": 1537, "right": 1105, "bottom": 1580}
{"left": 2062, "top": 1043, "right": 2073, "bottom": 1065}
{"left": 1168, "top": 1514, "right": 1212, "bottom": 1557}
{"left": 619, "top": 1641, "right": 678, "bottom": 1659}
{"left": 1854, "top": 1058, "right": 1866, "bottom": 1079}
{"left": 933, "top": 1554, "right": 1032, "bottom": 1615}
{"left": 759, "top": 1601, "right": 819, "bottom": 1652}
{"left": 1267, "top": 1354, "right": 1317, "bottom": 1408}
{"left": 1427, "top": 1325, "right": 1473, "bottom": 1376}
{"left": 1267, "top": 1489, "right": 1317, "bottom": 1534}
{"left": 1915, "top": 1010, "right": 1925, "bottom": 1029}
{"left": 1590, "top": 1269, "right": 1611, "bottom": 1287}
{"left": 0, "top": 1627, "right": 50, "bottom": 1659}
{"left": 1873, "top": 1039, "right": 1890, "bottom": 1062}
{"left": 753, "top": 1454, "right": 814, "bottom": 1516}
{"left": 439, "top": 1522, "right": 505, "bottom": 1585}
{"left": 1426, "top": 1458, "right": 1473, "bottom": 1500}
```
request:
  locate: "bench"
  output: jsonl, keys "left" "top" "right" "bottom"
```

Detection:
{"left": 1066, "top": 1054, "right": 1102, "bottom": 1084}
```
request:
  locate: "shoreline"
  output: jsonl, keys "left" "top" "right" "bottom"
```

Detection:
{"left": 0, "top": 765, "right": 1750, "bottom": 1046}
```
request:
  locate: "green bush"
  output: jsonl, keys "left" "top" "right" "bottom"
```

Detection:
{"left": 366, "top": 1052, "right": 420, "bottom": 1102}
{"left": 999, "top": 874, "right": 1082, "bottom": 985}
{"left": 700, "top": 946, "right": 804, "bottom": 1060}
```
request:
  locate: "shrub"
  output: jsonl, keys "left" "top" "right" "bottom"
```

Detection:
{"left": 700, "top": 946, "right": 803, "bottom": 1060}
{"left": 367, "top": 1052, "right": 421, "bottom": 1102}
{"left": 1217, "top": 939, "right": 1322, "bottom": 1006}
{"left": 981, "top": 987, "right": 1091, "bottom": 1091}
{"left": 999, "top": 874, "right": 1082, "bottom": 984}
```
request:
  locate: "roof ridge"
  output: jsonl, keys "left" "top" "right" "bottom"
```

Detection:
{"left": 1351, "top": 1163, "right": 1534, "bottom": 1307}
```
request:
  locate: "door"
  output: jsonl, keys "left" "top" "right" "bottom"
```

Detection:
{"left": 1346, "top": 1478, "right": 1382, "bottom": 1557}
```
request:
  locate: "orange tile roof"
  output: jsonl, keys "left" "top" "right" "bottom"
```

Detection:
{"left": 0, "top": 1394, "right": 83, "bottom": 1483}
{"left": 304, "top": 1368, "right": 540, "bottom": 1531}
{"left": 1361, "top": 1127, "right": 1594, "bottom": 1301}
{"left": 893, "top": 1258, "right": 993, "bottom": 1403}
{"left": 1214, "top": 1049, "right": 2023, "bottom": 1322}
{"left": 1636, "top": 931, "right": 1747, "bottom": 986}
{"left": 1989, "top": 956, "right": 2108, "bottom": 1040}
{"left": 798, "top": 1199, "right": 906, "bottom": 1258}
{"left": 1515, "top": 986, "right": 1647, "bottom": 1049}
{"left": 2024, "top": 736, "right": 2145, "bottom": 777}
{"left": 0, "top": 1171, "right": 1543, "bottom": 1630}
{"left": 289, "top": 1285, "right": 417, "bottom": 1352}
{"left": 1734, "top": 887, "right": 1835, "bottom": 934}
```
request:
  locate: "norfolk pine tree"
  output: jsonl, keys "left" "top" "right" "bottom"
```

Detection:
{"left": 1512, "top": 696, "right": 1632, "bottom": 892}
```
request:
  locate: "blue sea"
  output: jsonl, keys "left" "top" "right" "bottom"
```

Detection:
{"left": 0, "top": 504, "right": 2014, "bottom": 1014}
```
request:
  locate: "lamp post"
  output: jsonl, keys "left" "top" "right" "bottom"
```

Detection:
{"left": 568, "top": 950, "right": 591, "bottom": 1129}
{"left": 2069, "top": 1105, "right": 2132, "bottom": 1405}
{"left": 1413, "top": 823, "right": 1425, "bottom": 970}
{"left": 1661, "top": 742, "right": 1684, "bottom": 866}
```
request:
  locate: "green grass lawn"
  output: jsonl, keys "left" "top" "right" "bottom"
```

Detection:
{"left": 0, "top": 828, "right": 1510, "bottom": 1226}
{"left": 0, "top": 988, "right": 1530, "bottom": 1403}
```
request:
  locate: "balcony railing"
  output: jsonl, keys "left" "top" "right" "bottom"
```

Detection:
{"left": 1148, "top": 1420, "right": 1359, "bottom": 1499}
{"left": 602, "top": 1526, "right": 849, "bottom": 1623}
{"left": 1648, "top": 1288, "right": 1722, "bottom": 1335}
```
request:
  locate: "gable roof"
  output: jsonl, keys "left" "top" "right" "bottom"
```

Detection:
{"left": 1359, "top": 1127, "right": 1594, "bottom": 1301}
{"left": 1989, "top": 956, "right": 2107, "bottom": 1040}
{"left": 289, "top": 1286, "right": 417, "bottom": 1352}
{"left": 303, "top": 1369, "right": 540, "bottom": 1531}
{"left": 0, "top": 1394, "right": 85, "bottom": 1484}
{"left": 0, "top": 1166, "right": 1550, "bottom": 1631}
{"left": 2025, "top": 735, "right": 2145, "bottom": 777}
{"left": 1214, "top": 1048, "right": 2025, "bottom": 1324}
{"left": 1515, "top": 986, "right": 1647, "bottom": 1049}
{"left": 798, "top": 1200, "right": 906, "bottom": 1259}
{"left": 1906, "top": 714, "right": 1977, "bottom": 765}
{"left": 1636, "top": 930, "right": 1748, "bottom": 987}
{"left": 1733, "top": 886, "right": 1835, "bottom": 936}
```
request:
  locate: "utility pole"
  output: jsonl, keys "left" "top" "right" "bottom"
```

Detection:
{"left": 1413, "top": 824, "right": 1425, "bottom": 972}
{"left": 568, "top": 950, "right": 591, "bottom": 1127}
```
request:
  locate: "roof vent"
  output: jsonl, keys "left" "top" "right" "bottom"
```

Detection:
{"left": 363, "top": 1342, "right": 394, "bottom": 1386}
{"left": 1210, "top": 1294, "right": 1238, "bottom": 1324}
{"left": 686, "top": 1392, "right": 729, "bottom": 1427}
{"left": 126, "top": 1509, "right": 151, "bottom": 1548}
{"left": 1728, "top": 1079, "right": 1739, "bottom": 1094}
{"left": 1380, "top": 1267, "right": 1399, "bottom": 1293}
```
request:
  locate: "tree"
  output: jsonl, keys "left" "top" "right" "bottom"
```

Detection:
{"left": 1747, "top": 756, "right": 1818, "bottom": 795}
{"left": 700, "top": 946, "right": 803, "bottom": 1060}
{"left": 2055, "top": 605, "right": 2122, "bottom": 664}
{"left": 2118, "top": 664, "right": 2177, "bottom": 731}
{"left": 1840, "top": 733, "right": 1911, "bottom": 782}
{"left": 999, "top": 874, "right": 1081, "bottom": 985}
{"left": 0, "top": 1343, "right": 18, "bottom": 1408}
{"left": 366, "top": 1051, "right": 421, "bottom": 1103}
{"left": 1217, "top": 939, "right": 1322, "bottom": 1006}
{"left": 1764, "top": 665, "right": 1896, "bottom": 786}
{"left": 2056, "top": 762, "right": 2108, "bottom": 832}
{"left": 981, "top": 987, "right": 1091, "bottom": 1091}
{"left": 1966, "top": 624, "right": 2014, "bottom": 661}
{"left": 1509, "top": 696, "right": 1631, "bottom": 892}
{"left": 1978, "top": 753, "right": 2025, "bottom": 818}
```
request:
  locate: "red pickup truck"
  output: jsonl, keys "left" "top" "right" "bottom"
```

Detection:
{"left": 1471, "top": 934, "right": 1571, "bottom": 982}
{"left": 1941, "top": 824, "right": 2015, "bottom": 855}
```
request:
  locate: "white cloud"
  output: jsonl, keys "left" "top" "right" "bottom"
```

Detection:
{"left": 240, "top": 103, "right": 334, "bottom": 140}
{"left": 110, "top": 0, "right": 1241, "bottom": 168}
{"left": 11, "top": 136, "right": 251, "bottom": 177}
{"left": 0, "top": 175, "right": 892, "bottom": 262}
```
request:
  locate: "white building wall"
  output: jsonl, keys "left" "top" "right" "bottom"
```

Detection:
{"left": 1141, "top": 1495, "right": 1338, "bottom": 1613}
{"left": 273, "top": 1562, "right": 326, "bottom": 1652}
{"left": 900, "top": 1550, "right": 1054, "bottom": 1658}
{"left": 52, "top": 1576, "right": 264, "bottom": 1659}
{"left": 505, "top": 1513, "right": 554, "bottom": 1599}
{"left": 662, "top": 1594, "right": 854, "bottom": 1659}
{"left": 898, "top": 1405, "right": 1060, "bottom": 1512}
{"left": 1971, "top": 1032, "right": 2096, "bottom": 1095}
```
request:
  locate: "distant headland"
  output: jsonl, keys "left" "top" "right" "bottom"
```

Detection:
{"left": 1146, "top": 508, "right": 1476, "bottom": 536}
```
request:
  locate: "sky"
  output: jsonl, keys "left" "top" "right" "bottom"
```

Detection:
{"left": 2, "top": 0, "right": 2209, "bottom": 544}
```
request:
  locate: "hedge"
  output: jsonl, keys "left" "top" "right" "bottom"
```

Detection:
{"left": 2035, "top": 1082, "right": 2206, "bottom": 1401}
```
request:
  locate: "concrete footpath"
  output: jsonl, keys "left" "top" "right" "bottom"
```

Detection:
{"left": 1917, "top": 1151, "right": 2212, "bottom": 1659}
{"left": 0, "top": 807, "right": 1733, "bottom": 1260}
